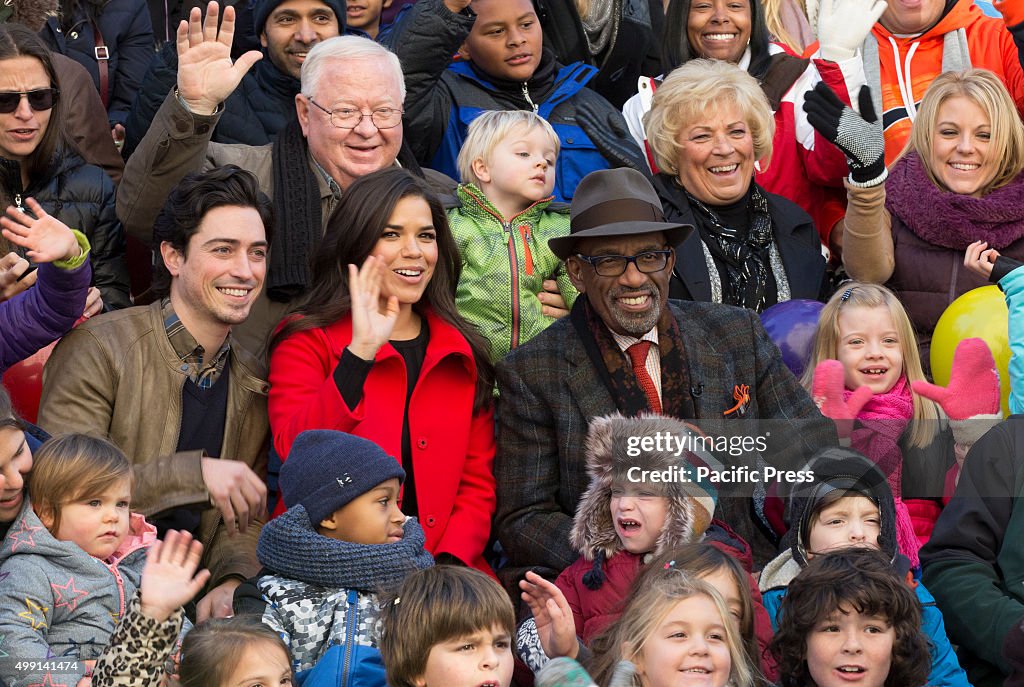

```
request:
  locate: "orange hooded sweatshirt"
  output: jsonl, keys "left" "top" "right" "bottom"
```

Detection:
{"left": 871, "top": 0, "right": 1024, "bottom": 164}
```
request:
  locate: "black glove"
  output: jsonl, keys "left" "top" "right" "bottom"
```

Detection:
{"left": 804, "top": 82, "right": 887, "bottom": 186}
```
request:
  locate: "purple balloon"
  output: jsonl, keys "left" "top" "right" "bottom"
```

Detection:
{"left": 759, "top": 299, "right": 825, "bottom": 378}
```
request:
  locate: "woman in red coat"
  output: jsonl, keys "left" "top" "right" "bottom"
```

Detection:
{"left": 268, "top": 168, "right": 496, "bottom": 574}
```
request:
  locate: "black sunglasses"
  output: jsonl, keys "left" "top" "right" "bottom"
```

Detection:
{"left": 0, "top": 88, "right": 60, "bottom": 114}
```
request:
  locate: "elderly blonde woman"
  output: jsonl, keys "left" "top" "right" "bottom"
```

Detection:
{"left": 644, "top": 59, "right": 827, "bottom": 312}
{"left": 840, "top": 68, "right": 1024, "bottom": 363}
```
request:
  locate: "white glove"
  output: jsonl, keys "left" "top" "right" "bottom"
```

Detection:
{"left": 818, "top": 0, "right": 888, "bottom": 61}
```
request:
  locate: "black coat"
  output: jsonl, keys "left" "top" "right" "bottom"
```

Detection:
{"left": 652, "top": 174, "right": 828, "bottom": 307}
{"left": 0, "top": 152, "right": 131, "bottom": 310}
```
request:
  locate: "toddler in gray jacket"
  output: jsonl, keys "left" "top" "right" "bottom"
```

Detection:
{"left": 0, "top": 433, "right": 155, "bottom": 687}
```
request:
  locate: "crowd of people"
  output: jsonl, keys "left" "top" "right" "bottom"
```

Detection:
{"left": 1, "top": 0, "right": 1024, "bottom": 686}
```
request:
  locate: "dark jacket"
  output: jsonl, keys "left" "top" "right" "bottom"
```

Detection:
{"left": 921, "top": 417, "right": 1024, "bottom": 687}
{"left": 383, "top": 0, "right": 647, "bottom": 202}
{"left": 532, "top": 0, "right": 658, "bottom": 109}
{"left": 0, "top": 152, "right": 131, "bottom": 310}
{"left": 493, "top": 298, "right": 837, "bottom": 586}
{"left": 123, "top": 41, "right": 301, "bottom": 158}
{"left": 652, "top": 174, "right": 828, "bottom": 307}
{"left": 40, "top": 0, "right": 155, "bottom": 125}
{"left": 886, "top": 214, "right": 1024, "bottom": 367}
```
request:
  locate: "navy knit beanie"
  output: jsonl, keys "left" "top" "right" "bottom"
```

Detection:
{"left": 252, "top": 0, "right": 347, "bottom": 36}
{"left": 280, "top": 430, "right": 405, "bottom": 527}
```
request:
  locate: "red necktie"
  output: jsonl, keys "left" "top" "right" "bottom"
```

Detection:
{"left": 627, "top": 341, "right": 662, "bottom": 414}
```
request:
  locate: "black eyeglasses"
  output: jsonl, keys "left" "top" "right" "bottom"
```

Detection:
{"left": 306, "top": 97, "right": 403, "bottom": 130}
{"left": 574, "top": 249, "right": 673, "bottom": 277}
{"left": 0, "top": 88, "right": 59, "bottom": 114}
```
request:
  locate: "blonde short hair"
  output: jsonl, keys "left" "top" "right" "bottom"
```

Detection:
{"left": 456, "top": 110, "right": 561, "bottom": 186}
{"left": 800, "top": 283, "right": 940, "bottom": 448}
{"left": 905, "top": 69, "right": 1024, "bottom": 196}
{"left": 644, "top": 59, "right": 775, "bottom": 177}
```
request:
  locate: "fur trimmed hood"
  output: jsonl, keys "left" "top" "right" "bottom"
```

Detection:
{"left": 2, "top": 0, "right": 59, "bottom": 31}
{"left": 571, "top": 413, "right": 718, "bottom": 562}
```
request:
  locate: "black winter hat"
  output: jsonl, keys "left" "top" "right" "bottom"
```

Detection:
{"left": 280, "top": 430, "right": 405, "bottom": 528}
{"left": 253, "top": 0, "right": 346, "bottom": 36}
{"left": 785, "top": 447, "right": 898, "bottom": 567}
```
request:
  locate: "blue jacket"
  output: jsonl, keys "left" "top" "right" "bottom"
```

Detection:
{"left": 40, "top": 0, "right": 154, "bottom": 126}
{"left": 999, "top": 262, "right": 1024, "bottom": 414}
{"left": 760, "top": 549, "right": 970, "bottom": 687}
{"left": 383, "top": 0, "right": 647, "bottom": 202}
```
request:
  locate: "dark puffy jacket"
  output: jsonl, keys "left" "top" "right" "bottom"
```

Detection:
{"left": 40, "top": 0, "right": 154, "bottom": 126}
{"left": 0, "top": 154, "right": 131, "bottom": 310}
{"left": 123, "top": 41, "right": 301, "bottom": 157}
{"left": 384, "top": 0, "right": 647, "bottom": 202}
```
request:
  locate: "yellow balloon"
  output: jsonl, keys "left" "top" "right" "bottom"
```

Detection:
{"left": 931, "top": 285, "right": 1010, "bottom": 417}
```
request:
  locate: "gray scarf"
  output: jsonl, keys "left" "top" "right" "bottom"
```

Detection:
{"left": 257, "top": 505, "right": 435, "bottom": 590}
{"left": 580, "top": 0, "right": 618, "bottom": 56}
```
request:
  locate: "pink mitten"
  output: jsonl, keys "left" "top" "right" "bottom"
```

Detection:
{"left": 911, "top": 338, "right": 999, "bottom": 419}
{"left": 812, "top": 360, "right": 873, "bottom": 437}
{"left": 911, "top": 338, "right": 1001, "bottom": 448}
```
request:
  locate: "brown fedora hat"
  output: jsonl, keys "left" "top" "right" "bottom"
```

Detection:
{"left": 548, "top": 168, "right": 693, "bottom": 260}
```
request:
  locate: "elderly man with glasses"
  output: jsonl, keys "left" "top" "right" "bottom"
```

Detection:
{"left": 117, "top": 2, "right": 451, "bottom": 358}
{"left": 493, "top": 168, "right": 837, "bottom": 592}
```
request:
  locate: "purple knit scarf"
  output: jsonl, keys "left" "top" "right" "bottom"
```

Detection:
{"left": 885, "top": 152, "right": 1024, "bottom": 250}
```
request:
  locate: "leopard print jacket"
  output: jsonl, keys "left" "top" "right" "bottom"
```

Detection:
{"left": 91, "top": 593, "right": 183, "bottom": 687}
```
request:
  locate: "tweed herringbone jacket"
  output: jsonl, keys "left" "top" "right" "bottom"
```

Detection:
{"left": 494, "top": 298, "right": 837, "bottom": 587}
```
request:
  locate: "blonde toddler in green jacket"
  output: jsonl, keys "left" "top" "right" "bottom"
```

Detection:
{"left": 449, "top": 110, "right": 577, "bottom": 364}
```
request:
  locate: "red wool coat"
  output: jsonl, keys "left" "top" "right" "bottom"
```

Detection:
{"left": 267, "top": 309, "right": 497, "bottom": 575}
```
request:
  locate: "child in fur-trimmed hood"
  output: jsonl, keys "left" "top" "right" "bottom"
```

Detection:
{"left": 514, "top": 412, "right": 783, "bottom": 680}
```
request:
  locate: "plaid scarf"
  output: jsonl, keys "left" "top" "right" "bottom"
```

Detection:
{"left": 569, "top": 296, "right": 695, "bottom": 419}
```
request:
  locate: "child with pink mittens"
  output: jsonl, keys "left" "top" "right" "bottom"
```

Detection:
{"left": 802, "top": 282, "right": 1001, "bottom": 564}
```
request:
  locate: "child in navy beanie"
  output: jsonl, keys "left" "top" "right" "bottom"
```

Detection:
{"left": 234, "top": 430, "right": 434, "bottom": 679}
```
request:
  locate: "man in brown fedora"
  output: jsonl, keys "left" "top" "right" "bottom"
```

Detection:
{"left": 493, "top": 168, "right": 836, "bottom": 588}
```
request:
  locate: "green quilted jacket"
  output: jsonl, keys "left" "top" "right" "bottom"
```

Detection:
{"left": 449, "top": 184, "right": 578, "bottom": 363}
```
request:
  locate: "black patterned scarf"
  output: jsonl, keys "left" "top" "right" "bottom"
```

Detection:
{"left": 569, "top": 295, "right": 695, "bottom": 419}
{"left": 686, "top": 185, "right": 776, "bottom": 312}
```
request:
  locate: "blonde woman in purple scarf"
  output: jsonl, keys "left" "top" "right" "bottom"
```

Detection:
{"left": 832, "top": 69, "right": 1024, "bottom": 369}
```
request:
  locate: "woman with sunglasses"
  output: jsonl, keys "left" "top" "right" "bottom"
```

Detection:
{"left": 267, "top": 168, "right": 497, "bottom": 576}
{"left": 0, "top": 23, "right": 130, "bottom": 314}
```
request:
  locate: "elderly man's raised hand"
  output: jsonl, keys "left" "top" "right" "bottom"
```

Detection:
{"left": 176, "top": 2, "right": 262, "bottom": 116}
{"left": 818, "top": 0, "right": 887, "bottom": 61}
{"left": 0, "top": 199, "right": 81, "bottom": 264}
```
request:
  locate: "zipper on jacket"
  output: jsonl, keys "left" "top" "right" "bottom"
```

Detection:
{"left": 521, "top": 83, "right": 538, "bottom": 113}
{"left": 105, "top": 562, "right": 127, "bottom": 621}
{"left": 341, "top": 589, "right": 359, "bottom": 687}
{"left": 14, "top": 194, "right": 22, "bottom": 211}
{"left": 505, "top": 225, "right": 522, "bottom": 351}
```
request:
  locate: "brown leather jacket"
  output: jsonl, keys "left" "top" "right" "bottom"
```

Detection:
{"left": 37, "top": 300, "right": 269, "bottom": 587}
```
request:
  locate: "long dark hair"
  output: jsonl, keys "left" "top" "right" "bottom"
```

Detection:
{"left": 0, "top": 24, "right": 67, "bottom": 191}
{"left": 662, "top": 0, "right": 773, "bottom": 78}
{"left": 272, "top": 168, "right": 494, "bottom": 411}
